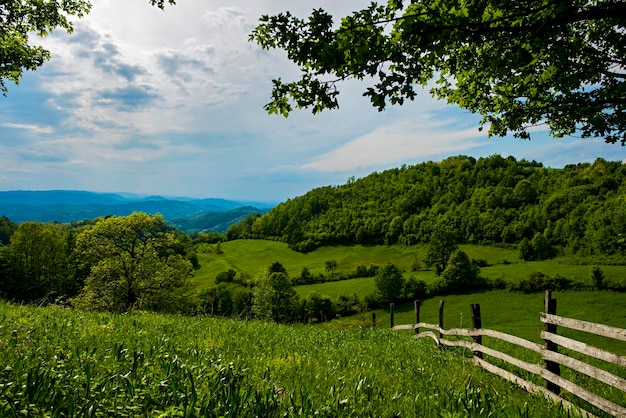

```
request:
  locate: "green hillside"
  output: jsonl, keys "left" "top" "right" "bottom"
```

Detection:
{"left": 0, "top": 300, "right": 583, "bottom": 417}
{"left": 191, "top": 239, "right": 626, "bottom": 294}
{"left": 227, "top": 155, "right": 626, "bottom": 263}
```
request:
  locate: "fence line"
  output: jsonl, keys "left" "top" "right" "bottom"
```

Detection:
{"left": 391, "top": 291, "right": 626, "bottom": 418}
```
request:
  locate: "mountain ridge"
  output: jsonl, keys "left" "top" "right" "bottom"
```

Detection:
{"left": 0, "top": 190, "right": 274, "bottom": 229}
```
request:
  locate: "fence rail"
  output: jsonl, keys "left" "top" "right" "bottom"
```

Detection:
{"left": 391, "top": 291, "right": 626, "bottom": 418}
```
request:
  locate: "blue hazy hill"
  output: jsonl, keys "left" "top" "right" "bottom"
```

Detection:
{"left": 0, "top": 190, "right": 274, "bottom": 232}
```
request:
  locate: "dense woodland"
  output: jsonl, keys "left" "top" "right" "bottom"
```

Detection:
{"left": 228, "top": 155, "right": 626, "bottom": 262}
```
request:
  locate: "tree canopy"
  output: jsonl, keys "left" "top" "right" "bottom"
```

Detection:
{"left": 0, "top": 0, "right": 175, "bottom": 95}
{"left": 251, "top": 0, "right": 626, "bottom": 144}
{"left": 228, "top": 155, "right": 626, "bottom": 262}
{"left": 71, "top": 212, "right": 193, "bottom": 313}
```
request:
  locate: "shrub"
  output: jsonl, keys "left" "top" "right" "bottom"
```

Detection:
{"left": 404, "top": 277, "right": 427, "bottom": 300}
{"left": 509, "top": 271, "right": 578, "bottom": 293}
{"left": 590, "top": 266, "right": 605, "bottom": 289}
{"left": 441, "top": 250, "right": 481, "bottom": 292}
{"left": 374, "top": 263, "right": 405, "bottom": 303}
{"left": 472, "top": 258, "right": 490, "bottom": 268}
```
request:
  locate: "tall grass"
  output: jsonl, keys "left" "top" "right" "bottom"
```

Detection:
{"left": 0, "top": 301, "right": 581, "bottom": 417}
{"left": 378, "top": 290, "right": 626, "bottom": 417}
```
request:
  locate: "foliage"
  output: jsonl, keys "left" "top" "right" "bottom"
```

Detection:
{"left": 0, "top": 0, "right": 91, "bottom": 95}
{"left": 71, "top": 212, "right": 193, "bottom": 314}
{"left": 215, "top": 268, "right": 237, "bottom": 284}
{"left": 324, "top": 259, "right": 338, "bottom": 275}
{"left": 3, "top": 222, "right": 72, "bottom": 301}
{"left": 425, "top": 227, "right": 459, "bottom": 275}
{"left": 590, "top": 265, "right": 605, "bottom": 290}
{"left": 251, "top": 0, "right": 626, "bottom": 144}
{"left": 303, "top": 291, "right": 336, "bottom": 322}
{"left": 403, "top": 277, "right": 427, "bottom": 300}
{"left": 520, "top": 232, "right": 558, "bottom": 261}
{"left": 441, "top": 250, "right": 481, "bottom": 292}
{"left": 233, "top": 156, "right": 626, "bottom": 262}
{"left": 0, "top": 216, "right": 17, "bottom": 245}
{"left": 374, "top": 262, "right": 405, "bottom": 303}
{"left": 508, "top": 270, "right": 582, "bottom": 294}
{"left": 252, "top": 269, "right": 300, "bottom": 323}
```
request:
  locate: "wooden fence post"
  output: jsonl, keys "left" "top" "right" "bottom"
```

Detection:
{"left": 414, "top": 300, "right": 421, "bottom": 335}
{"left": 390, "top": 303, "right": 395, "bottom": 328}
{"left": 470, "top": 303, "right": 483, "bottom": 359}
{"left": 543, "top": 290, "right": 561, "bottom": 395}
{"left": 439, "top": 300, "right": 445, "bottom": 340}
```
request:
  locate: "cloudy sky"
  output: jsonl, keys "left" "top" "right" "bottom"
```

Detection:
{"left": 1, "top": 0, "right": 623, "bottom": 203}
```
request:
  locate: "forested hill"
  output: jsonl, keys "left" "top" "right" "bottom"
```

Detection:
{"left": 227, "top": 155, "right": 626, "bottom": 259}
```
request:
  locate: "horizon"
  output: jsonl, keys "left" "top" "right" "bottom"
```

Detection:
{"left": 1, "top": 1, "right": 624, "bottom": 202}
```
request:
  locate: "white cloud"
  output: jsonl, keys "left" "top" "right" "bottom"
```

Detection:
{"left": 302, "top": 117, "right": 486, "bottom": 171}
{"left": 1, "top": 123, "right": 54, "bottom": 135}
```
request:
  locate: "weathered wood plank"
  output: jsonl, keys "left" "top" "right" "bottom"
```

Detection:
{"left": 541, "top": 331, "right": 626, "bottom": 367}
{"left": 392, "top": 324, "right": 416, "bottom": 330}
{"left": 471, "top": 341, "right": 626, "bottom": 416}
{"left": 395, "top": 323, "right": 543, "bottom": 353}
{"left": 539, "top": 365, "right": 626, "bottom": 417}
{"left": 541, "top": 313, "right": 626, "bottom": 342}
{"left": 542, "top": 349, "right": 626, "bottom": 393}
{"left": 438, "top": 339, "right": 544, "bottom": 377}
{"left": 473, "top": 358, "right": 595, "bottom": 418}
{"left": 414, "top": 331, "right": 439, "bottom": 345}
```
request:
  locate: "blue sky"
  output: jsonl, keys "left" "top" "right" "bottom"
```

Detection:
{"left": 0, "top": 0, "right": 624, "bottom": 203}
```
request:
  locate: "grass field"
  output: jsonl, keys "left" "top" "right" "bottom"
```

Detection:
{"left": 0, "top": 300, "right": 588, "bottom": 417}
{"left": 191, "top": 240, "right": 626, "bottom": 295}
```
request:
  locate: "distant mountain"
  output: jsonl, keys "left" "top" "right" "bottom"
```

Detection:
{"left": 170, "top": 206, "right": 270, "bottom": 234}
{"left": 0, "top": 190, "right": 274, "bottom": 228}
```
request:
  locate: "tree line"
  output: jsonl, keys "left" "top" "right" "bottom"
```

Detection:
{"left": 0, "top": 213, "right": 195, "bottom": 313}
{"left": 227, "top": 155, "right": 626, "bottom": 264}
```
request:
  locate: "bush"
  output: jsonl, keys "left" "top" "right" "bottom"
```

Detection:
{"left": 404, "top": 277, "right": 427, "bottom": 300}
{"left": 374, "top": 263, "right": 405, "bottom": 303}
{"left": 472, "top": 258, "right": 490, "bottom": 268}
{"left": 441, "top": 250, "right": 481, "bottom": 292}
{"left": 590, "top": 266, "right": 605, "bottom": 289}
{"left": 336, "top": 293, "right": 362, "bottom": 316}
{"left": 303, "top": 292, "right": 336, "bottom": 323}
{"left": 490, "top": 277, "right": 507, "bottom": 290}
{"left": 215, "top": 269, "right": 237, "bottom": 284}
{"left": 509, "top": 271, "right": 581, "bottom": 293}
{"left": 354, "top": 265, "right": 369, "bottom": 278}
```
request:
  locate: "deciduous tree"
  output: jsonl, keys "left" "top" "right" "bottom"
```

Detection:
{"left": 251, "top": 0, "right": 626, "bottom": 144}
{"left": 425, "top": 228, "right": 458, "bottom": 275}
{"left": 374, "top": 262, "right": 405, "bottom": 303}
{"left": 441, "top": 250, "right": 481, "bottom": 291}
{"left": 252, "top": 269, "right": 299, "bottom": 322}
{"left": 71, "top": 212, "right": 192, "bottom": 313}
{"left": 5, "top": 222, "right": 70, "bottom": 300}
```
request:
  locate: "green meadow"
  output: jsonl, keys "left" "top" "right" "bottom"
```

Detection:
{"left": 0, "top": 301, "right": 586, "bottom": 417}
{"left": 192, "top": 239, "right": 625, "bottom": 296}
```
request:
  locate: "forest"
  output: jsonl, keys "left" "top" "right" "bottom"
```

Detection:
{"left": 227, "top": 155, "right": 626, "bottom": 262}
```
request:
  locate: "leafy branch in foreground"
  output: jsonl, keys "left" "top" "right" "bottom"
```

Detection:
{"left": 1, "top": 0, "right": 176, "bottom": 95}
{"left": 250, "top": 0, "right": 626, "bottom": 144}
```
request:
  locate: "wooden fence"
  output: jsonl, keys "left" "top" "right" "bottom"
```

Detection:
{"left": 391, "top": 291, "right": 626, "bottom": 417}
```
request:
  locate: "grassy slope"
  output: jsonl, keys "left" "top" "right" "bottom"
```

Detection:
{"left": 192, "top": 240, "right": 626, "bottom": 296}
{"left": 0, "top": 301, "right": 583, "bottom": 417}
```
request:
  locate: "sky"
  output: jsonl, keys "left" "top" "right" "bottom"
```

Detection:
{"left": 0, "top": 0, "right": 624, "bottom": 203}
